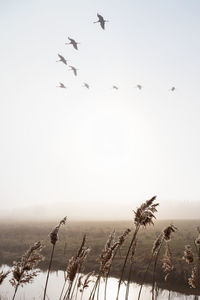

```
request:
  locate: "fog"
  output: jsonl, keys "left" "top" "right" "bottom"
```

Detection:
{"left": 1, "top": 0, "right": 200, "bottom": 220}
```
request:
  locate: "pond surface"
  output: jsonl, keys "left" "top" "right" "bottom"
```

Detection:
{"left": 0, "top": 265, "right": 198, "bottom": 300}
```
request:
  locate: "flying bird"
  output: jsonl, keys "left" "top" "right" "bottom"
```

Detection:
{"left": 136, "top": 84, "right": 142, "bottom": 90}
{"left": 170, "top": 86, "right": 176, "bottom": 92}
{"left": 83, "top": 82, "right": 90, "bottom": 89}
{"left": 57, "top": 82, "right": 66, "bottom": 88}
{"left": 94, "top": 13, "right": 108, "bottom": 30}
{"left": 113, "top": 85, "right": 118, "bottom": 90}
{"left": 65, "top": 37, "right": 80, "bottom": 50}
{"left": 69, "top": 65, "right": 78, "bottom": 76}
{"left": 56, "top": 54, "right": 68, "bottom": 65}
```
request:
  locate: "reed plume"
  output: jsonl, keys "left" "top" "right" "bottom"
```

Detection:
{"left": 138, "top": 224, "right": 177, "bottom": 300}
{"left": 98, "top": 232, "right": 119, "bottom": 279}
{"left": 63, "top": 234, "right": 90, "bottom": 300}
{"left": 103, "top": 228, "right": 131, "bottom": 300}
{"left": 10, "top": 241, "right": 44, "bottom": 300}
{"left": 161, "top": 243, "right": 174, "bottom": 281}
{"left": 89, "top": 230, "right": 119, "bottom": 300}
{"left": 43, "top": 216, "right": 67, "bottom": 300}
{"left": 116, "top": 196, "right": 159, "bottom": 300}
{"left": 0, "top": 270, "right": 10, "bottom": 285}
{"left": 163, "top": 225, "right": 178, "bottom": 242}
{"left": 152, "top": 233, "right": 163, "bottom": 255}
{"left": 188, "top": 267, "right": 197, "bottom": 288}
{"left": 78, "top": 271, "right": 95, "bottom": 300}
{"left": 152, "top": 225, "right": 177, "bottom": 300}
{"left": 138, "top": 233, "right": 164, "bottom": 300}
{"left": 182, "top": 245, "right": 194, "bottom": 264}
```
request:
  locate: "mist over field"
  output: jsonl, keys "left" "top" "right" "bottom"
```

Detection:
{"left": 1, "top": 0, "right": 200, "bottom": 222}
{"left": 0, "top": 199, "right": 200, "bottom": 221}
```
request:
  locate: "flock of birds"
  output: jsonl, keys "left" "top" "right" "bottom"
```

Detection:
{"left": 56, "top": 13, "right": 176, "bottom": 93}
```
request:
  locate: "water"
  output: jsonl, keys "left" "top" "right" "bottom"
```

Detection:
{"left": 0, "top": 265, "right": 197, "bottom": 300}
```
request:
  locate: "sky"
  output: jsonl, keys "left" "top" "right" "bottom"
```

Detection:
{"left": 1, "top": 0, "right": 200, "bottom": 220}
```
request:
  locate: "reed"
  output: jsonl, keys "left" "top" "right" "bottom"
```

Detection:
{"left": 10, "top": 241, "right": 44, "bottom": 300}
{"left": 0, "top": 270, "right": 10, "bottom": 285}
{"left": 43, "top": 216, "right": 67, "bottom": 300}
{"left": 104, "top": 228, "right": 131, "bottom": 300}
{"left": 152, "top": 225, "right": 177, "bottom": 300}
{"left": 89, "top": 230, "right": 118, "bottom": 300}
{"left": 1, "top": 200, "right": 199, "bottom": 299}
{"left": 116, "top": 195, "right": 159, "bottom": 300}
{"left": 62, "top": 234, "right": 90, "bottom": 300}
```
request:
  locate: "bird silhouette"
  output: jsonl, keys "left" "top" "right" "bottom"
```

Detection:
{"left": 94, "top": 13, "right": 108, "bottom": 30}
{"left": 69, "top": 66, "right": 78, "bottom": 76}
{"left": 57, "top": 82, "right": 66, "bottom": 88}
{"left": 136, "top": 84, "right": 142, "bottom": 90}
{"left": 113, "top": 85, "right": 119, "bottom": 90}
{"left": 170, "top": 87, "right": 176, "bottom": 92}
{"left": 65, "top": 37, "right": 80, "bottom": 50}
{"left": 56, "top": 54, "right": 68, "bottom": 65}
{"left": 83, "top": 82, "right": 89, "bottom": 89}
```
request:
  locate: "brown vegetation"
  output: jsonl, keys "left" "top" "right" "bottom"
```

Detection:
{"left": 0, "top": 198, "right": 200, "bottom": 299}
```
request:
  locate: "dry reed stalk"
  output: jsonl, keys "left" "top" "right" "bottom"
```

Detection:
{"left": 63, "top": 234, "right": 90, "bottom": 300}
{"left": 10, "top": 241, "right": 44, "bottom": 300}
{"left": 137, "top": 233, "right": 164, "bottom": 300}
{"left": 77, "top": 272, "right": 95, "bottom": 300}
{"left": 151, "top": 241, "right": 163, "bottom": 300}
{"left": 116, "top": 196, "right": 159, "bottom": 300}
{"left": 88, "top": 275, "right": 101, "bottom": 300}
{"left": 0, "top": 270, "right": 10, "bottom": 285}
{"left": 182, "top": 245, "right": 194, "bottom": 264}
{"left": 161, "top": 243, "right": 174, "bottom": 281}
{"left": 90, "top": 230, "right": 119, "bottom": 300}
{"left": 152, "top": 225, "right": 177, "bottom": 300}
{"left": 104, "top": 229, "right": 131, "bottom": 300}
{"left": 88, "top": 230, "right": 119, "bottom": 300}
{"left": 188, "top": 267, "right": 197, "bottom": 288}
{"left": 125, "top": 239, "right": 137, "bottom": 300}
{"left": 43, "top": 216, "right": 67, "bottom": 300}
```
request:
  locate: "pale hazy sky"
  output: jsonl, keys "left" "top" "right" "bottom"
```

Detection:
{"left": 1, "top": 0, "right": 200, "bottom": 220}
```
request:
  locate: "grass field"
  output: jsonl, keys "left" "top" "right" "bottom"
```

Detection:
{"left": 0, "top": 218, "right": 200, "bottom": 296}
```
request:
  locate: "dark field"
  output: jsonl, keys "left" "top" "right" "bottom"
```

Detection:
{"left": 1, "top": 219, "right": 200, "bottom": 296}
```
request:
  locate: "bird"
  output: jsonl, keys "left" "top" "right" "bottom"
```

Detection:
{"left": 94, "top": 13, "right": 108, "bottom": 30}
{"left": 136, "top": 84, "right": 142, "bottom": 90}
{"left": 65, "top": 37, "right": 80, "bottom": 50}
{"left": 113, "top": 85, "right": 118, "bottom": 90}
{"left": 56, "top": 54, "right": 68, "bottom": 65}
{"left": 69, "top": 65, "right": 78, "bottom": 76}
{"left": 83, "top": 82, "right": 89, "bottom": 89}
{"left": 57, "top": 82, "right": 66, "bottom": 88}
{"left": 170, "top": 86, "right": 176, "bottom": 92}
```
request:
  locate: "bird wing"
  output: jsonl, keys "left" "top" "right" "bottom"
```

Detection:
{"left": 73, "top": 43, "right": 78, "bottom": 50}
{"left": 70, "top": 66, "right": 77, "bottom": 76}
{"left": 97, "top": 13, "right": 104, "bottom": 22}
{"left": 100, "top": 20, "right": 105, "bottom": 29}
{"left": 58, "top": 54, "right": 63, "bottom": 59}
